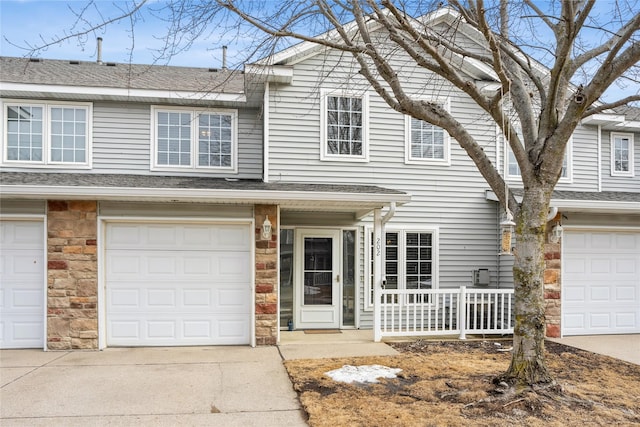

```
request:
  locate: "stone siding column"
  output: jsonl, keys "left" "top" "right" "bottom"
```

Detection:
{"left": 254, "top": 204, "right": 278, "bottom": 345}
{"left": 47, "top": 200, "right": 98, "bottom": 350}
{"left": 544, "top": 236, "right": 562, "bottom": 338}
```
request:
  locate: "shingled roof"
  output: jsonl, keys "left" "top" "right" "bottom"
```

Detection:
{"left": 0, "top": 56, "right": 244, "bottom": 94}
{"left": 0, "top": 172, "right": 410, "bottom": 214}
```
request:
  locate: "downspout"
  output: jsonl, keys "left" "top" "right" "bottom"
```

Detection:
{"left": 263, "top": 82, "right": 270, "bottom": 183}
{"left": 597, "top": 124, "right": 602, "bottom": 192}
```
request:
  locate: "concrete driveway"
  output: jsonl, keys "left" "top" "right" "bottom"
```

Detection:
{"left": 548, "top": 334, "right": 640, "bottom": 365}
{"left": 0, "top": 346, "right": 307, "bottom": 426}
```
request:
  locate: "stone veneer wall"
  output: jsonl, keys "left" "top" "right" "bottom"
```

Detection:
{"left": 47, "top": 201, "right": 98, "bottom": 349}
{"left": 544, "top": 223, "right": 562, "bottom": 338}
{"left": 254, "top": 204, "right": 278, "bottom": 345}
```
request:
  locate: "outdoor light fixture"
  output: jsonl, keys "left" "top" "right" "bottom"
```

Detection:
{"left": 550, "top": 222, "right": 563, "bottom": 244}
{"left": 262, "top": 215, "right": 273, "bottom": 240}
{"left": 500, "top": 214, "right": 516, "bottom": 255}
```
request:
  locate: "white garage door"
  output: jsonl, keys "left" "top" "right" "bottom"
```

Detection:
{"left": 563, "top": 230, "right": 640, "bottom": 335}
{"left": 105, "top": 222, "right": 252, "bottom": 346}
{"left": 0, "top": 220, "right": 45, "bottom": 349}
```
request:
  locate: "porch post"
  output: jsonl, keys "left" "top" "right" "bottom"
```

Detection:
{"left": 373, "top": 208, "right": 383, "bottom": 342}
{"left": 459, "top": 286, "right": 467, "bottom": 340}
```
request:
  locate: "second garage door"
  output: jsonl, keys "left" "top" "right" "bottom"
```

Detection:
{"left": 563, "top": 230, "right": 640, "bottom": 335}
{"left": 105, "top": 222, "right": 252, "bottom": 346}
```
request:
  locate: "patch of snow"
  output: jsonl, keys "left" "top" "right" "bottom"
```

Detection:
{"left": 325, "top": 364, "right": 402, "bottom": 384}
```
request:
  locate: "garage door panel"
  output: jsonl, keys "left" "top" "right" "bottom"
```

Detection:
{"left": 108, "top": 286, "right": 249, "bottom": 311}
{"left": 106, "top": 222, "right": 251, "bottom": 346}
{"left": 616, "top": 313, "right": 637, "bottom": 328}
{"left": 0, "top": 221, "right": 45, "bottom": 349}
{"left": 108, "top": 315, "right": 249, "bottom": 345}
{"left": 563, "top": 230, "right": 640, "bottom": 336}
{"left": 106, "top": 223, "right": 250, "bottom": 251}
{"left": 107, "top": 251, "right": 250, "bottom": 282}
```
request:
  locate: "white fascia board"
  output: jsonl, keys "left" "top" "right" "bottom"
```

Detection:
{"left": 0, "top": 184, "right": 410, "bottom": 206}
{"left": 551, "top": 199, "right": 640, "bottom": 213}
{"left": 0, "top": 82, "right": 246, "bottom": 103}
{"left": 244, "top": 65, "right": 294, "bottom": 83}
{"left": 485, "top": 190, "right": 640, "bottom": 213}
{"left": 611, "top": 120, "right": 640, "bottom": 131}
{"left": 581, "top": 113, "right": 625, "bottom": 126}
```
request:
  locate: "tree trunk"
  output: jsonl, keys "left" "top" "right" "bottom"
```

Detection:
{"left": 499, "top": 187, "right": 554, "bottom": 387}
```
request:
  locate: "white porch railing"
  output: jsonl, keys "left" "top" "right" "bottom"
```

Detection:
{"left": 375, "top": 286, "right": 515, "bottom": 341}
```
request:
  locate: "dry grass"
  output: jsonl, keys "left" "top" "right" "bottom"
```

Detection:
{"left": 284, "top": 340, "right": 640, "bottom": 427}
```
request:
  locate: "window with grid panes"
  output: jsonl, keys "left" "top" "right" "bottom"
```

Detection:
{"left": 3, "top": 102, "right": 90, "bottom": 166}
{"left": 369, "top": 230, "right": 434, "bottom": 307}
{"left": 152, "top": 107, "right": 236, "bottom": 171}
{"left": 325, "top": 95, "right": 365, "bottom": 158}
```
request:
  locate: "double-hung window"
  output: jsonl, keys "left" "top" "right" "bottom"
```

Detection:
{"left": 611, "top": 133, "right": 634, "bottom": 177}
{"left": 152, "top": 106, "right": 237, "bottom": 171}
{"left": 505, "top": 132, "right": 572, "bottom": 181}
{"left": 367, "top": 229, "right": 436, "bottom": 308}
{"left": 321, "top": 92, "right": 368, "bottom": 161}
{"left": 405, "top": 100, "right": 450, "bottom": 164}
{"left": 2, "top": 101, "right": 91, "bottom": 167}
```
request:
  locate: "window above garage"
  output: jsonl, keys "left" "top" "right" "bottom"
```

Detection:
{"left": 2, "top": 100, "right": 92, "bottom": 169}
{"left": 151, "top": 106, "right": 238, "bottom": 173}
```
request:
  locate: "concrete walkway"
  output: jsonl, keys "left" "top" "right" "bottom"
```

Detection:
{"left": 278, "top": 329, "right": 399, "bottom": 360}
{"left": 0, "top": 346, "right": 307, "bottom": 426}
{"left": 548, "top": 334, "right": 640, "bottom": 365}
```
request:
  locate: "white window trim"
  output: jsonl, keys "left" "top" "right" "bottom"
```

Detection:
{"left": 1, "top": 99, "right": 92, "bottom": 169}
{"left": 404, "top": 98, "right": 451, "bottom": 165}
{"left": 320, "top": 89, "right": 370, "bottom": 162}
{"left": 503, "top": 130, "right": 573, "bottom": 182}
{"left": 150, "top": 105, "right": 238, "bottom": 173}
{"left": 558, "top": 135, "right": 573, "bottom": 183}
{"left": 610, "top": 132, "right": 634, "bottom": 177}
{"left": 364, "top": 226, "right": 439, "bottom": 310}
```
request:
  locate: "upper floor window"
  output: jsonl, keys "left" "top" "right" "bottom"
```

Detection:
{"left": 611, "top": 133, "right": 634, "bottom": 177}
{"left": 2, "top": 101, "right": 91, "bottom": 167}
{"left": 505, "top": 133, "right": 572, "bottom": 181}
{"left": 321, "top": 92, "right": 368, "bottom": 162}
{"left": 151, "top": 106, "right": 237, "bottom": 172}
{"left": 405, "top": 101, "right": 450, "bottom": 165}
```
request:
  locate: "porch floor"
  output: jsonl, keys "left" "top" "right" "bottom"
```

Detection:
{"left": 277, "top": 329, "right": 399, "bottom": 360}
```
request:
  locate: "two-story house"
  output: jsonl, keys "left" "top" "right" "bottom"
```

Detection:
{"left": 0, "top": 56, "right": 409, "bottom": 350}
{"left": 1, "top": 9, "right": 639, "bottom": 351}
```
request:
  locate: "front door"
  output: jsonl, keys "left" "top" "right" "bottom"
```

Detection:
{"left": 295, "top": 229, "right": 340, "bottom": 329}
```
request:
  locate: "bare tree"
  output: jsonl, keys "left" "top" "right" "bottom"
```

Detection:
{"left": 16, "top": 0, "right": 640, "bottom": 388}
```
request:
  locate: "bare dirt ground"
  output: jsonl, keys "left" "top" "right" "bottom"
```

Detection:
{"left": 284, "top": 339, "right": 640, "bottom": 426}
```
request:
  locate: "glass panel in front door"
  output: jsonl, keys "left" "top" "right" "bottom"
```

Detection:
{"left": 303, "top": 237, "right": 333, "bottom": 305}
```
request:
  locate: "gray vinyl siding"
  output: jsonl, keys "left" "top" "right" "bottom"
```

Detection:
{"left": 93, "top": 102, "right": 150, "bottom": 173}
{"left": 562, "top": 212, "right": 640, "bottom": 228}
{"left": 0, "top": 199, "right": 46, "bottom": 215}
{"left": 1, "top": 101, "right": 263, "bottom": 179}
{"left": 601, "top": 129, "right": 640, "bottom": 192}
{"left": 555, "top": 125, "right": 599, "bottom": 191}
{"left": 268, "top": 48, "right": 505, "bottom": 328}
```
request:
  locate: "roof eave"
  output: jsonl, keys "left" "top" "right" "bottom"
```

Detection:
{"left": 0, "top": 82, "right": 246, "bottom": 104}
{"left": 485, "top": 190, "right": 640, "bottom": 214}
{"left": 0, "top": 184, "right": 411, "bottom": 215}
